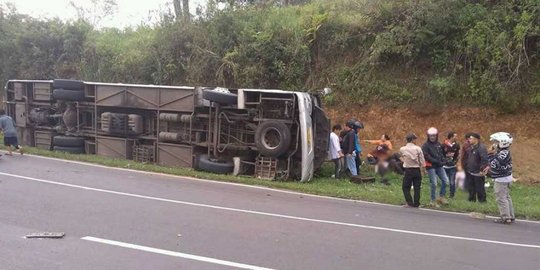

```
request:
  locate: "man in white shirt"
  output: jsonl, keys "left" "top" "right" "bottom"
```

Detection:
{"left": 328, "top": 124, "right": 344, "bottom": 179}
{"left": 400, "top": 133, "right": 426, "bottom": 207}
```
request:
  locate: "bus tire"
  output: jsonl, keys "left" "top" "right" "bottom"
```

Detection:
{"left": 53, "top": 146, "right": 85, "bottom": 154}
{"left": 53, "top": 136, "right": 85, "bottom": 147}
{"left": 255, "top": 121, "right": 291, "bottom": 157}
{"left": 202, "top": 89, "right": 237, "bottom": 105}
{"left": 197, "top": 155, "right": 234, "bottom": 174}
{"left": 53, "top": 79, "right": 84, "bottom": 90}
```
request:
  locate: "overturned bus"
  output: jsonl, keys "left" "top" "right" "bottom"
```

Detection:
{"left": 3, "top": 79, "right": 330, "bottom": 181}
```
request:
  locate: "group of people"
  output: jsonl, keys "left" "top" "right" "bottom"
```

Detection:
{"left": 328, "top": 120, "right": 398, "bottom": 184}
{"left": 328, "top": 120, "right": 516, "bottom": 225}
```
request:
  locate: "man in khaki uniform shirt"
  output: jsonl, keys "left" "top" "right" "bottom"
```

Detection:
{"left": 400, "top": 133, "right": 426, "bottom": 207}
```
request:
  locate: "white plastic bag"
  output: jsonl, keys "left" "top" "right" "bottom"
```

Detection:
{"left": 456, "top": 171, "right": 466, "bottom": 190}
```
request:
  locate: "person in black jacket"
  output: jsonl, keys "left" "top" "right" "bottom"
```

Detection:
{"left": 422, "top": 127, "right": 449, "bottom": 207}
{"left": 466, "top": 133, "right": 489, "bottom": 202}
{"left": 443, "top": 132, "right": 460, "bottom": 198}
{"left": 342, "top": 120, "right": 357, "bottom": 177}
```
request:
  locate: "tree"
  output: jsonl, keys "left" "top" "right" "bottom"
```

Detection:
{"left": 173, "top": 0, "right": 182, "bottom": 19}
{"left": 182, "top": 0, "right": 190, "bottom": 21}
{"left": 173, "top": 0, "right": 190, "bottom": 22}
{"left": 69, "top": 0, "right": 118, "bottom": 26}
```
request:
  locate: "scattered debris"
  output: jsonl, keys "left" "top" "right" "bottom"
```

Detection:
{"left": 469, "top": 212, "right": 486, "bottom": 219}
{"left": 350, "top": 176, "right": 376, "bottom": 184}
{"left": 25, "top": 232, "right": 65, "bottom": 239}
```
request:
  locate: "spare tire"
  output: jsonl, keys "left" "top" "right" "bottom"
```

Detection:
{"left": 53, "top": 88, "right": 85, "bottom": 101}
{"left": 255, "top": 121, "right": 291, "bottom": 157}
{"left": 53, "top": 79, "right": 84, "bottom": 90}
{"left": 202, "top": 89, "right": 237, "bottom": 105}
{"left": 197, "top": 155, "right": 234, "bottom": 174}
{"left": 53, "top": 136, "right": 85, "bottom": 147}
{"left": 53, "top": 146, "right": 85, "bottom": 154}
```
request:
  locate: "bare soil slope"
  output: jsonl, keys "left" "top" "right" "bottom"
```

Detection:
{"left": 327, "top": 105, "right": 540, "bottom": 183}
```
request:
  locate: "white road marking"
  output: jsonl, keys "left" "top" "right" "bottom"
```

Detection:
{"left": 2, "top": 171, "right": 540, "bottom": 250}
{"left": 81, "top": 236, "right": 274, "bottom": 270}
{"left": 11, "top": 152, "right": 540, "bottom": 225}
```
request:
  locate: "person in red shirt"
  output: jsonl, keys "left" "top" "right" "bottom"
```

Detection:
{"left": 364, "top": 134, "right": 393, "bottom": 184}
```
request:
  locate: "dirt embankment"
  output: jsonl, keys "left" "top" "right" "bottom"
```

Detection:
{"left": 327, "top": 105, "right": 540, "bottom": 184}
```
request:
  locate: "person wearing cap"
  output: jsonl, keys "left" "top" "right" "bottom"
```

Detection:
{"left": 353, "top": 121, "right": 364, "bottom": 175}
{"left": 422, "top": 127, "right": 449, "bottom": 207}
{"left": 465, "top": 133, "right": 489, "bottom": 202}
{"left": 487, "top": 132, "right": 515, "bottom": 224}
{"left": 342, "top": 120, "right": 357, "bottom": 176}
{"left": 400, "top": 133, "right": 426, "bottom": 207}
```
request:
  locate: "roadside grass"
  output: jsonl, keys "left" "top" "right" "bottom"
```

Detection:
{"left": 4, "top": 145, "right": 540, "bottom": 221}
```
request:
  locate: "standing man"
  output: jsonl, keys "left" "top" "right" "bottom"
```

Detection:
{"left": 353, "top": 120, "right": 364, "bottom": 175}
{"left": 457, "top": 132, "right": 473, "bottom": 191}
{"left": 328, "top": 124, "right": 344, "bottom": 179}
{"left": 342, "top": 120, "right": 357, "bottom": 177}
{"left": 0, "top": 109, "right": 23, "bottom": 156}
{"left": 443, "top": 131, "right": 460, "bottom": 198}
{"left": 422, "top": 127, "right": 449, "bottom": 207}
{"left": 466, "top": 133, "right": 489, "bottom": 202}
{"left": 487, "top": 132, "right": 515, "bottom": 224}
{"left": 400, "top": 133, "right": 426, "bottom": 207}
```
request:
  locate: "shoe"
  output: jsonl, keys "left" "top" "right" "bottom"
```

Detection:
{"left": 510, "top": 218, "right": 516, "bottom": 223}
{"left": 437, "top": 197, "right": 449, "bottom": 205}
{"left": 429, "top": 201, "right": 440, "bottom": 208}
{"left": 449, "top": 193, "right": 455, "bottom": 199}
{"left": 331, "top": 174, "right": 335, "bottom": 178}
{"left": 493, "top": 218, "right": 512, "bottom": 225}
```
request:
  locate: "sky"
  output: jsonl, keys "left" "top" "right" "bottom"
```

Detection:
{"left": 1, "top": 0, "right": 208, "bottom": 28}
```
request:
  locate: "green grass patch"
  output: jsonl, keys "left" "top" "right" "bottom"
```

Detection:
{"left": 7, "top": 145, "right": 540, "bottom": 221}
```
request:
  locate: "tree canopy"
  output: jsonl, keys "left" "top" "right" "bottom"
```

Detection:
{"left": 1, "top": 0, "right": 539, "bottom": 110}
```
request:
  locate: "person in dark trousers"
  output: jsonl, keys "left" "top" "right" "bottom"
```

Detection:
{"left": 443, "top": 131, "right": 460, "bottom": 198}
{"left": 488, "top": 132, "right": 515, "bottom": 224}
{"left": 422, "top": 127, "right": 449, "bottom": 207}
{"left": 342, "top": 120, "right": 357, "bottom": 176}
{"left": 400, "top": 133, "right": 426, "bottom": 207}
{"left": 353, "top": 121, "right": 364, "bottom": 175}
{"left": 0, "top": 109, "right": 23, "bottom": 155}
{"left": 465, "top": 133, "right": 489, "bottom": 202}
{"left": 458, "top": 132, "right": 473, "bottom": 192}
{"left": 328, "top": 124, "right": 343, "bottom": 179}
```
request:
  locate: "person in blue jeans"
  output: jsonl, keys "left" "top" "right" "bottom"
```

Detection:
{"left": 422, "top": 127, "right": 449, "bottom": 207}
{"left": 353, "top": 120, "right": 364, "bottom": 174}
{"left": 443, "top": 131, "right": 460, "bottom": 198}
{"left": 341, "top": 120, "right": 357, "bottom": 177}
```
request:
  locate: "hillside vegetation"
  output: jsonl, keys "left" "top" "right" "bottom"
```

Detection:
{"left": 1, "top": 0, "right": 539, "bottom": 111}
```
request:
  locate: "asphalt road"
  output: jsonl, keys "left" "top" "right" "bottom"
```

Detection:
{"left": 1, "top": 153, "right": 539, "bottom": 270}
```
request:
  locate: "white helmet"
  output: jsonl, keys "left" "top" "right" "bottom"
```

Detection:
{"left": 427, "top": 127, "right": 438, "bottom": 135}
{"left": 489, "top": 132, "right": 513, "bottom": 148}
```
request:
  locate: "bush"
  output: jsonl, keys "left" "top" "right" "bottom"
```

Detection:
{"left": 1, "top": 0, "right": 539, "bottom": 109}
